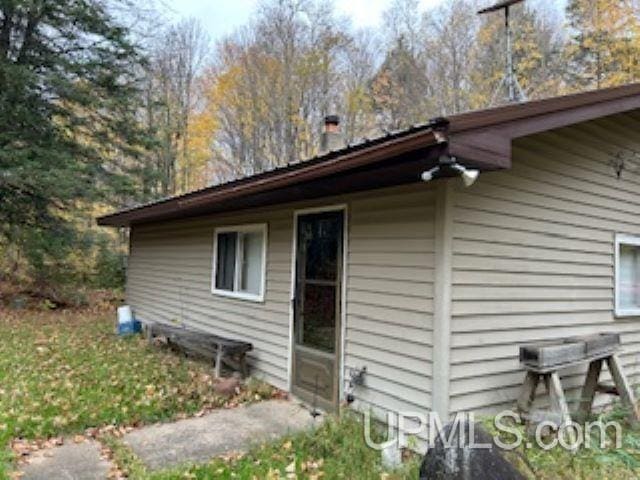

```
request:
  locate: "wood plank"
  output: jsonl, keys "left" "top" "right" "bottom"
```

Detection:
{"left": 547, "top": 372, "right": 575, "bottom": 450}
{"left": 607, "top": 354, "right": 640, "bottom": 423}
{"left": 150, "top": 322, "right": 252, "bottom": 378}
{"left": 578, "top": 358, "right": 603, "bottom": 419}
{"left": 595, "top": 383, "right": 618, "bottom": 395}
{"left": 516, "top": 371, "right": 539, "bottom": 415}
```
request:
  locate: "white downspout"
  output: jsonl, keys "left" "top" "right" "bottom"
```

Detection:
{"left": 432, "top": 179, "right": 454, "bottom": 421}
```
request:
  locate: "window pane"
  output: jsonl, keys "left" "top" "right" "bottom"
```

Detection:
{"left": 215, "top": 232, "right": 237, "bottom": 291}
{"left": 620, "top": 244, "right": 640, "bottom": 310}
{"left": 299, "top": 215, "right": 341, "bottom": 281}
{"left": 298, "top": 283, "right": 336, "bottom": 353}
{"left": 240, "top": 231, "right": 264, "bottom": 295}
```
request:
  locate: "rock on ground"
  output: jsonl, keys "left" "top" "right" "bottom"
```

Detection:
{"left": 214, "top": 374, "right": 242, "bottom": 397}
{"left": 20, "top": 440, "right": 111, "bottom": 480}
{"left": 123, "top": 399, "right": 318, "bottom": 470}
{"left": 419, "top": 421, "right": 525, "bottom": 480}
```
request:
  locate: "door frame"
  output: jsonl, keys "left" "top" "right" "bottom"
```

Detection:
{"left": 287, "top": 203, "right": 348, "bottom": 407}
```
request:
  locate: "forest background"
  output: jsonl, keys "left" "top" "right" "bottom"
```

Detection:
{"left": 1, "top": 0, "right": 638, "bottom": 303}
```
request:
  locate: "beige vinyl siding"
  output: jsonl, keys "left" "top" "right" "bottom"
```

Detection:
{"left": 127, "top": 210, "right": 293, "bottom": 389}
{"left": 126, "top": 184, "right": 435, "bottom": 414}
{"left": 345, "top": 188, "right": 435, "bottom": 414}
{"left": 449, "top": 111, "right": 640, "bottom": 415}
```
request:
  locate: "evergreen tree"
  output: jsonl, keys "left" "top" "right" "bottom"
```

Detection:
{"left": 0, "top": 0, "right": 148, "bottom": 290}
{"left": 370, "top": 36, "right": 432, "bottom": 130}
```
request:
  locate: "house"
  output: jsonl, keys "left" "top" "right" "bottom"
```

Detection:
{"left": 98, "top": 84, "right": 640, "bottom": 428}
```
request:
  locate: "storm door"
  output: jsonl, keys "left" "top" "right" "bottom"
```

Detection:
{"left": 292, "top": 210, "right": 344, "bottom": 411}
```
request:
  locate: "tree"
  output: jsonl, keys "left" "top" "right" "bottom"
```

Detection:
{"left": 141, "top": 19, "right": 209, "bottom": 196}
{"left": 471, "top": 3, "right": 564, "bottom": 107}
{"left": 382, "top": 0, "right": 423, "bottom": 54}
{"left": 340, "top": 29, "right": 380, "bottom": 143}
{"left": 192, "top": 0, "right": 354, "bottom": 180}
{"left": 564, "top": 0, "right": 640, "bottom": 90}
{"left": 423, "top": 0, "right": 478, "bottom": 115}
{"left": 185, "top": 72, "right": 220, "bottom": 189}
{"left": 0, "top": 0, "right": 148, "bottom": 292}
{"left": 370, "top": 35, "right": 431, "bottom": 130}
{"left": 370, "top": 0, "right": 432, "bottom": 130}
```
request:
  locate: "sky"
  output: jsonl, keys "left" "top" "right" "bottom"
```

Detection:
{"left": 164, "top": 0, "right": 448, "bottom": 42}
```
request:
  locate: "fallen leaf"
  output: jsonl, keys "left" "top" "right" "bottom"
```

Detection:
{"left": 285, "top": 460, "right": 296, "bottom": 473}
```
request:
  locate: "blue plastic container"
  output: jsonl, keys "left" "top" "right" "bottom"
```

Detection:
{"left": 118, "top": 320, "right": 142, "bottom": 335}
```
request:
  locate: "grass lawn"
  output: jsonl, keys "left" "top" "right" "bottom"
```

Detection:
{"left": 0, "top": 304, "right": 276, "bottom": 478}
{"left": 0, "top": 304, "right": 419, "bottom": 479}
{"left": 485, "top": 406, "right": 640, "bottom": 479}
{"left": 5, "top": 304, "right": 640, "bottom": 479}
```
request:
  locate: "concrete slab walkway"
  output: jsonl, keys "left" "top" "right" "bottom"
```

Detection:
{"left": 20, "top": 440, "right": 111, "bottom": 480}
{"left": 123, "top": 400, "right": 318, "bottom": 470}
{"left": 20, "top": 399, "right": 318, "bottom": 479}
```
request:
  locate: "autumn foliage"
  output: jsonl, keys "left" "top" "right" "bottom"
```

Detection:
{"left": 2, "top": 0, "right": 640, "bottom": 301}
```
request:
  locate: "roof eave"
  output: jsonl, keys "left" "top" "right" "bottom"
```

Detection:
{"left": 98, "top": 83, "right": 640, "bottom": 228}
{"left": 99, "top": 128, "right": 460, "bottom": 227}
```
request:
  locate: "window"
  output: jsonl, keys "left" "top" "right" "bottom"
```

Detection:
{"left": 212, "top": 224, "right": 267, "bottom": 301}
{"left": 615, "top": 235, "right": 640, "bottom": 317}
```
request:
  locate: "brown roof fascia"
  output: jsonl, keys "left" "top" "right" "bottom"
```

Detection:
{"left": 447, "top": 83, "right": 640, "bottom": 168}
{"left": 98, "top": 83, "right": 640, "bottom": 227}
{"left": 449, "top": 83, "right": 640, "bottom": 134}
{"left": 99, "top": 128, "right": 465, "bottom": 226}
{"left": 177, "top": 128, "right": 438, "bottom": 210}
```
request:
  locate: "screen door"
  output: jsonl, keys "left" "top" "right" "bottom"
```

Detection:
{"left": 292, "top": 210, "right": 344, "bottom": 411}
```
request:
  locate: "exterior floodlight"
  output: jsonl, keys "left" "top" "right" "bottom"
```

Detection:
{"left": 461, "top": 169, "right": 480, "bottom": 187}
{"left": 450, "top": 163, "right": 480, "bottom": 187}
{"left": 420, "top": 155, "right": 480, "bottom": 187}
{"left": 421, "top": 167, "right": 439, "bottom": 182}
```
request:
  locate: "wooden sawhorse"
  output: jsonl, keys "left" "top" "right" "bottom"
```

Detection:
{"left": 517, "top": 353, "right": 640, "bottom": 430}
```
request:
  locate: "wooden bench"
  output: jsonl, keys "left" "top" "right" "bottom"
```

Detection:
{"left": 146, "top": 322, "right": 253, "bottom": 378}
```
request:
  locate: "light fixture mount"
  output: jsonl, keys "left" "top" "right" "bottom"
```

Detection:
{"left": 421, "top": 155, "right": 480, "bottom": 187}
{"left": 611, "top": 153, "right": 626, "bottom": 179}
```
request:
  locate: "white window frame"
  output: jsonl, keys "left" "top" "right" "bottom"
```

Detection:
{"left": 212, "top": 223, "right": 267, "bottom": 303}
{"left": 615, "top": 234, "right": 640, "bottom": 317}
